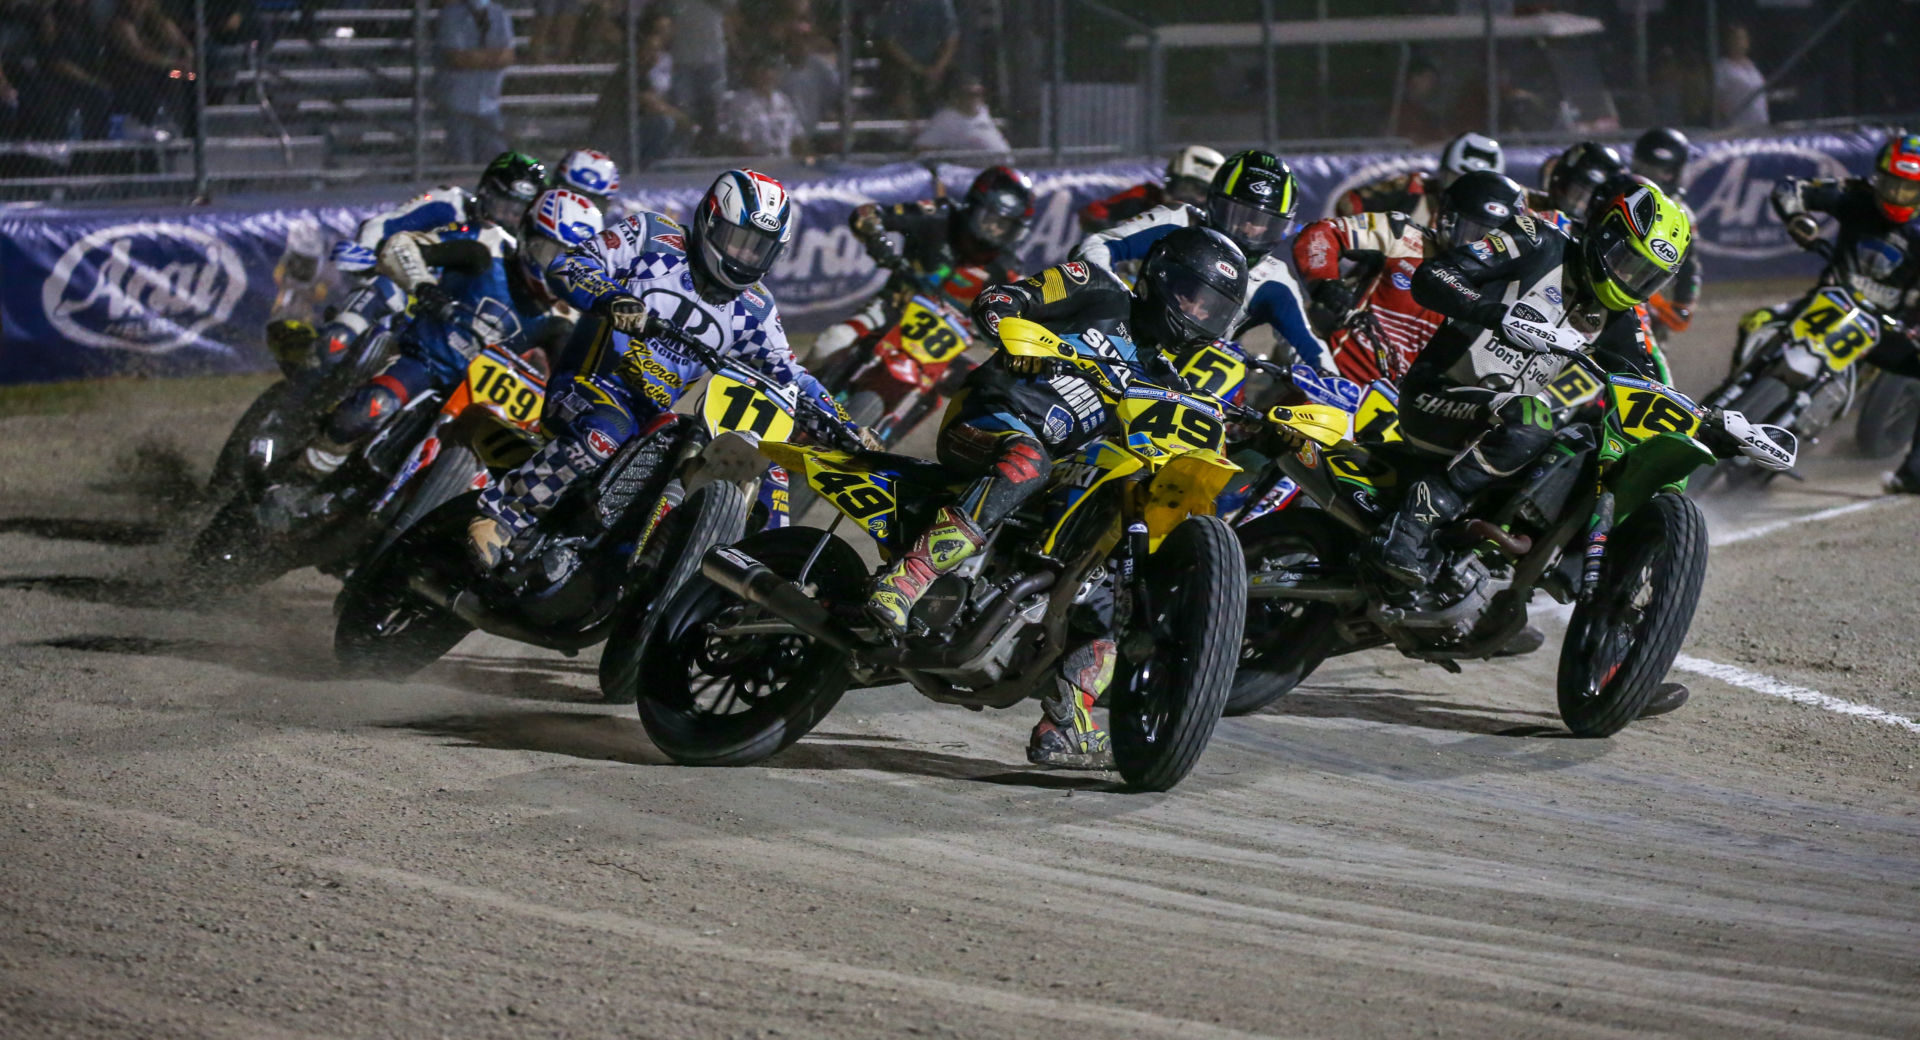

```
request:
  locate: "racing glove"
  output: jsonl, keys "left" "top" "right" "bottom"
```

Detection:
{"left": 412, "top": 282, "right": 461, "bottom": 324}
{"left": 605, "top": 294, "right": 655, "bottom": 336}
{"left": 1309, "top": 279, "right": 1357, "bottom": 317}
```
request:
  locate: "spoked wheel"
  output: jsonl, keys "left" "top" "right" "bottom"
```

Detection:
{"left": 1227, "top": 510, "right": 1350, "bottom": 716}
{"left": 599, "top": 480, "right": 752, "bottom": 703}
{"left": 1856, "top": 373, "right": 1920, "bottom": 459}
{"left": 1557, "top": 492, "right": 1707, "bottom": 737}
{"left": 1110, "top": 515, "right": 1246, "bottom": 792}
{"left": 634, "top": 527, "right": 867, "bottom": 765}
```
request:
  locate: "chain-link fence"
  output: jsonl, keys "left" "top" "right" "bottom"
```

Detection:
{"left": 0, "top": 0, "right": 1912, "bottom": 202}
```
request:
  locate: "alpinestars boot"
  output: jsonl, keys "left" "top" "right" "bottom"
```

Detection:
{"left": 1029, "top": 639, "right": 1115, "bottom": 769}
{"left": 867, "top": 506, "right": 985, "bottom": 632}
{"left": 1373, "top": 477, "right": 1460, "bottom": 587}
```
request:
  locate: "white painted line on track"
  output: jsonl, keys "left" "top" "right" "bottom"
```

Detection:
{"left": 1534, "top": 494, "right": 1920, "bottom": 734}
{"left": 1669, "top": 654, "right": 1920, "bottom": 735}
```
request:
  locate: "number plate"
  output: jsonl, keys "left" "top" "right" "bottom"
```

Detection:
{"left": 1608, "top": 375, "right": 1702, "bottom": 441}
{"left": 464, "top": 351, "right": 543, "bottom": 428}
{"left": 1545, "top": 365, "right": 1604, "bottom": 410}
{"left": 702, "top": 373, "right": 797, "bottom": 442}
{"left": 1116, "top": 389, "right": 1226, "bottom": 455}
{"left": 1789, "top": 288, "right": 1880, "bottom": 371}
{"left": 1178, "top": 343, "right": 1246, "bottom": 398}
{"left": 894, "top": 297, "right": 970, "bottom": 365}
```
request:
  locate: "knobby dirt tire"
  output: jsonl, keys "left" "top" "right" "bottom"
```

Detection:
{"left": 599, "top": 480, "right": 753, "bottom": 703}
{"left": 1226, "top": 509, "right": 1349, "bottom": 716}
{"left": 634, "top": 527, "right": 867, "bottom": 765}
{"left": 1111, "top": 515, "right": 1246, "bottom": 791}
{"left": 1556, "top": 491, "right": 1707, "bottom": 737}
{"left": 333, "top": 503, "right": 475, "bottom": 679}
{"left": 188, "top": 491, "right": 290, "bottom": 589}
{"left": 1855, "top": 373, "right": 1920, "bottom": 459}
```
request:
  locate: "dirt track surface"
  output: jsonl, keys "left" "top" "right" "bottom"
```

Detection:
{"left": 4, "top": 286, "right": 1920, "bottom": 1039}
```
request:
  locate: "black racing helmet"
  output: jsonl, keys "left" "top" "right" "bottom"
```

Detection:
{"left": 960, "top": 165, "right": 1036, "bottom": 250}
{"left": 475, "top": 151, "right": 549, "bottom": 228}
{"left": 1437, "top": 170, "right": 1526, "bottom": 249}
{"left": 1131, "top": 226, "right": 1249, "bottom": 350}
{"left": 1545, "top": 141, "right": 1625, "bottom": 219}
{"left": 1205, "top": 150, "right": 1298, "bottom": 259}
{"left": 1630, "top": 126, "right": 1691, "bottom": 194}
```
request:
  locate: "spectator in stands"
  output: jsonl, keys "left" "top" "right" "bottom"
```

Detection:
{"left": 587, "top": 6, "right": 685, "bottom": 165}
{"left": 662, "top": 0, "right": 736, "bottom": 147}
{"left": 1714, "top": 21, "right": 1769, "bottom": 129}
{"left": 106, "top": 0, "right": 194, "bottom": 132}
{"left": 529, "top": 0, "right": 583, "bottom": 64}
{"left": 436, "top": 0, "right": 517, "bottom": 166}
{"left": 206, "top": 0, "right": 266, "bottom": 104}
{"left": 717, "top": 48, "right": 806, "bottom": 158}
{"left": 35, "top": 0, "right": 115, "bottom": 139}
{"left": 911, "top": 75, "right": 1007, "bottom": 155}
{"left": 875, "top": 0, "right": 957, "bottom": 119}
{"left": 776, "top": 15, "right": 837, "bottom": 150}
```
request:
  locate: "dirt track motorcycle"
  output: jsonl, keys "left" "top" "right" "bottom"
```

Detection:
{"left": 332, "top": 315, "right": 808, "bottom": 692}
{"left": 813, "top": 257, "right": 990, "bottom": 443}
{"left": 621, "top": 317, "right": 1249, "bottom": 791}
{"left": 190, "top": 330, "right": 537, "bottom": 588}
{"left": 1228, "top": 290, "right": 1798, "bottom": 732}
{"left": 1696, "top": 237, "right": 1914, "bottom": 491}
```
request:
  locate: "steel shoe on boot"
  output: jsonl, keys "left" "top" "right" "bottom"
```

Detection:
{"left": 1638, "top": 682, "right": 1689, "bottom": 718}
{"left": 1372, "top": 477, "right": 1457, "bottom": 587}
{"left": 466, "top": 515, "right": 513, "bottom": 572}
{"left": 1882, "top": 470, "right": 1920, "bottom": 495}
{"left": 867, "top": 506, "right": 985, "bottom": 632}
{"left": 1028, "top": 640, "right": 1115, "bottom": 769}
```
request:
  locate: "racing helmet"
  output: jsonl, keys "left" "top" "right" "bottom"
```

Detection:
{"left": 1581, "top": 183, "right": 1692, "bottom": 312}
{"left": 1205, "top": 150, "right": 1298, "bottom": 259}
{"left": 1436, "top": 170, "right": 1525, "bottom": 249}
{"left": 1436, "top": 132, "right": 1506, "bottom": 190}
{"left": 475, "top": 151, "right": 549, "bottom": 228}
{"left": 1630, "top": 127, "right": 1691, "bottom": 195}
{"left": 1163, "top": 144, "right": 1226, "bottom": 206}
{"left": 518, "top": 189, "right": 605, "bottom": 297}
{"left": 552, "top": 149, "right": 622, "bottom": 213}
{"left": 960, "top": 165, "right": 1036, "bottom": 251}
{"left": 1585, "top": 171, "right": 1656, "bottom": 228}
{"left": 1131, "top": 226, "right": 1249, "bottom": 350}
{"left": 691, "top": 168, "right": 794, "bottom": 292}
{"left": 1870, "top": 133, "right": 1920, "bottom": 223}
{"left": 1545, "top": 142, "right": 1625, "bottom": 220}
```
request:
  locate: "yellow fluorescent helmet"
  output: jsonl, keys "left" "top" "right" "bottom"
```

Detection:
{"left": 1584, "top": 182, "right": 1693, "bottom": 312}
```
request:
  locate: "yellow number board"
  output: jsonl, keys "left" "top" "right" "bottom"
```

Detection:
{"left": 702, "top": 374, "right": 796, "bottom": 442}
{"left": 1608, "top": 377, "right": 1702, "bottom": 442}
{"left": 1118, "top": 391, "right": 1226, "bottom": 455}
{"left": 465, "top": 354, "right": 543, "bottom": 427}
{"left": 1178, "top": 344, "right": 1246, "bottom": 397}
{"left": 1789, "top": 289, "right": 1879, "bottom": 371}
{"left": 896, "top": 298, "right": 969, "bottom": 365}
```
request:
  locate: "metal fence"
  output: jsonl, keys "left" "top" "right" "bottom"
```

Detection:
{"left": 0, "top": 0, "right": 1911, "bottom": 203}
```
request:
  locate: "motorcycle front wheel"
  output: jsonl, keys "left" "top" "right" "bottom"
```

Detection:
{"left": 333, "top": 498, "right": 476, "bottom": 679}
{"left": 1556, "top": 491, "right": 1707, "bottom": 737}
{"left": 1110, "top": 515, "right": 1246, "bottom": 791}
{"left": 634, "top": 526, "right": 867, "bottom": 765}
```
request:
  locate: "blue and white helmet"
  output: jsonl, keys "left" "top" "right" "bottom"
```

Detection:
{"left": 553, "top": 149, "right": 621, "bottom": 210}
{"left": 692, "top": 169, "right": 794, "bottom": 292}
{"left": 518, "top": 188, "right": 605, "bottom": 296}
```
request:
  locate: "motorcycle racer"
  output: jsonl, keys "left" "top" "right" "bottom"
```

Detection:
{"left": 865, "top": 227, "right": 1249, "bottom": 769}
{"left": 1076, "top": 149, "right": 1336, "bottom": 376}
{"left": 1078, "top": 144, "right": 1226, "bottom": 233}
{"left": 1538, "top": 141, "right": 1625, "bottom": 230}
{"left": 266, "top": 189, "right": 602, "bottom": 523}
{"left": 552, "top": 148, "right": 622, "bottom": 215}
{"left": 808, "top": 165, "right": 1036, "bottom": 373}
{"left": 466, "top": 169, "right": 865, "bottom": 567}
{"left": 1334, "top": 132, "right": 1506, "bottom": 225}
{"left": 1770, "top": 132, "right": 1920, "bottom": 494}
{"left": 1293, "top": 170, "right": 1527, "bottom": 385}
{"left": 1629, "top": 127, "right": 1705, "bottom": 343}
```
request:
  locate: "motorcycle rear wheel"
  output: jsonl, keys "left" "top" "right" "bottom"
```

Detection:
{"left": 333, "top": 501, "right": 475, "bottom": 679}
{"left": 599, "top": 480, "right": 753, "bottom": 703}
{"left": 1226, "top": 510, "right": 1350, "bottom": 716}
{"left": 634, "top": 527, "right": 866, "bottom": 765}
{"left": 1110, "top": 515, "right": 1245, "bottom": 791}
{"left": 1855, "top": 372, "right": 1920, "bottom": 459}
{"left": 1556, "top": 491, "right": 1706, "bottom": 737}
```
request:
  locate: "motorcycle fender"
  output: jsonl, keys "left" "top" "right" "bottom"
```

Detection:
{"left": 1276, "top": 443, "right": 1383, "bottom": 536}
{"left": 1606, "top": 432, "right": 1716, "bottom": 516}
{"left": 1040, "top": 440, "right": 1141, "bottom": 556}
{"left": 1142, "top": 450, "right": 1239, "bottom": 553}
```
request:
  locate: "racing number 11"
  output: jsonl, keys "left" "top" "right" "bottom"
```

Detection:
{"left": 715, "top": 383, "right": 781, "bottom": 436}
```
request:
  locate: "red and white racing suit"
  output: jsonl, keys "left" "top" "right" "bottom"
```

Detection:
{"left": 1292, "top": 210, "right": 1443, "bottom": 384}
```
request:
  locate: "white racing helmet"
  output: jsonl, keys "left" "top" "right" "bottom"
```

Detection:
{"left": 553, "top": 149, "right": 622, "bottom": 212}
{"left": 519, "top": 188, "right": 605, "bottom": 296}
{"left": 1164, "top": 144, "right": 1227, "bottom": 205}
{"left": 1437, "top": 132, "right": 1505, "bottom": 190}
{"left": 693, "top": 169, "right": 795, "bottom": 292}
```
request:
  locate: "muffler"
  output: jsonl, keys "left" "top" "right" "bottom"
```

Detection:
{"left": 700, "top": 546, "right": 864, "bottom": 654}
{"left": 403, "top": 571, "right": 612, "bottom": 652}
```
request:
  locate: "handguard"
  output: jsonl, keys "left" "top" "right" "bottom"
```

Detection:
{"left": 1717, "top": 409, "right": 1798, "bottom": 472}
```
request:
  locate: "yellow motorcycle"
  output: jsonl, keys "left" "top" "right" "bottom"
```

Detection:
{"left": 619, "top": 318, "right": 1247, "bottom": 791}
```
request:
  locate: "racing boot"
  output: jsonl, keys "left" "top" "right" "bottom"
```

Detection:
{"left": 1373, "top": 476, "right": 1461, "bottom": 587}
{"left": 466, "top": 515, "right": 514, "bottom": 572}
{"left": 867, "top": 506, "right": 985, "bottom": 633}
{"left": 1029, "top": 639, "right": 1115, "bottom": 769}
{"left": 1882, "top": 470, "right": 1920, "bottom": 495}
{"left": 1638, "top": 682, "right": 1689, "bottom": 718}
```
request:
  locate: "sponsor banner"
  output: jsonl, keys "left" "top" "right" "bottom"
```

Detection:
{"left": 0, "top": 134, "right": 1882, "bottom": 385}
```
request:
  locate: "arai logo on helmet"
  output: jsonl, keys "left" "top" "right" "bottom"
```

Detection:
{"left": 1648, "top": 237, "right": 1680, "bottom": 265}
{"left": 42, "top": 222, "right": 248, "bottom": 354}
{"left": 749, "top": 209, "right": 780, "bottom": 232}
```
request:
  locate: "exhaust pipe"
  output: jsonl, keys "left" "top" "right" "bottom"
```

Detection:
{"left": 700, "top": 546, "right": 864, "bottom": 655}
{"left": 403, "top": 571, "right": 612, "bottom": 652}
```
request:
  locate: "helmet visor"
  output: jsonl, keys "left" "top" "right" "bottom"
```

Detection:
{"left": 1445, "top": 213, "right": 1505, "bottom": 250}
{"left": 1872, "top": 169, "right": 1920, "bottom": 210}
{"left": 968, "top": 207, "right": 1025, "bottom": 249}
{"left": 1630, "top": 157, "right": 1683, "bottom": 193}
{"left": 1160, "top": 266, "right": 1242, "bottom": 341}
{"left": 1597, "top": 234, "right": 1676, "bottom": 303}
{"left": 708, "top": 215, "right": 784, "bottom": 273}
{"left": 477, "top": 188, "right": 529, "bottom": 227}
{"left": 1206, "top": 196, "right": 1294, "bottom": 256}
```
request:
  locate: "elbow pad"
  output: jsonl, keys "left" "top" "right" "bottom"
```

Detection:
{"left": 376, "top": 232, "right": 438, "bottom": 293}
